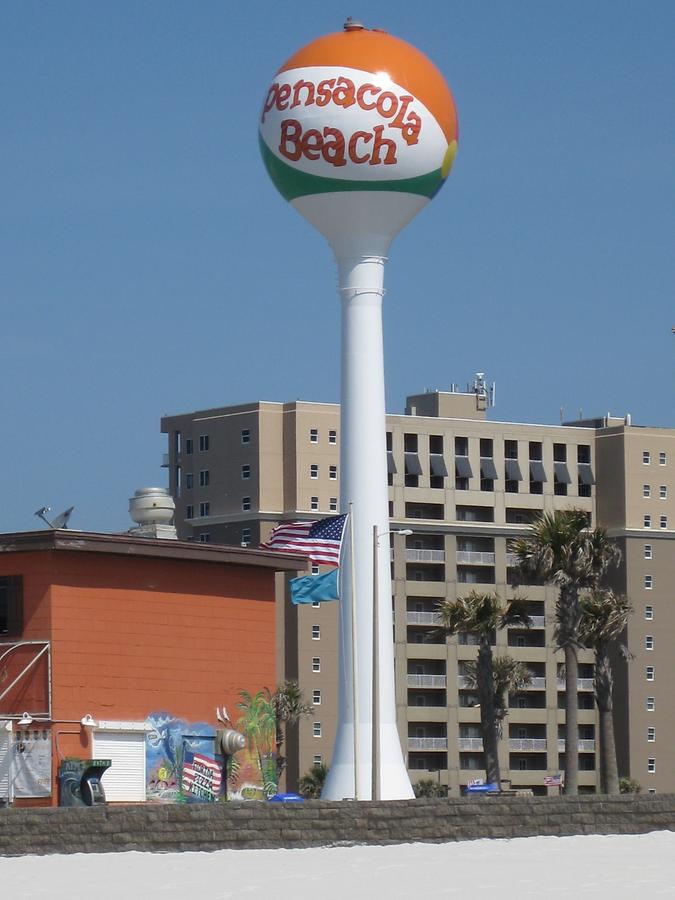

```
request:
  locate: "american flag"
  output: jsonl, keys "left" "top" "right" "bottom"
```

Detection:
{"left": 182, "top": 752, "right": 222, "bottom": 797}
{"left": 261, "top": 514, "right": 348, "bottom": 566}
{"left": 544, "top": 774, "right": 563, "bottom": 787}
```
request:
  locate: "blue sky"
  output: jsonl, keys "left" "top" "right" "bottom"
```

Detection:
{"left": 2, "top": 1, "right": 673, "bottom": 533}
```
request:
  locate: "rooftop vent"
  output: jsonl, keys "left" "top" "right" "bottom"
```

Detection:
{"left": 128, "top": 487, "right": 177, "bottom": 539}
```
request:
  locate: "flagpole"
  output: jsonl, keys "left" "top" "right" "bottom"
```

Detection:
{"left": 348, "top": 502, "right": 359, "bottom": 800}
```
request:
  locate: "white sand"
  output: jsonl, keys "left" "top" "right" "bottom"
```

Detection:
{"left": 3, "top": 832, "right": 674, "bottom": 899}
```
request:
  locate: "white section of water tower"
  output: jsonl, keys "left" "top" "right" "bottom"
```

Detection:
{"left": 294, "top": 192, "right": 425, "bottom": 800}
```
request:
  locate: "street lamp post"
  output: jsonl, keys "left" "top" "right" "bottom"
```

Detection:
{"left": 372, "top": 526, "right": 412, "bottom": 801}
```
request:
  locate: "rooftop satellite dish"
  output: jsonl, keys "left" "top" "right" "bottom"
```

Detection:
{"left": 34, "top": 506, "right": 74, "bottom": 529}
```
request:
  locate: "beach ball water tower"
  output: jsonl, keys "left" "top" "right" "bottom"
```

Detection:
{"left": 260, "top": 19, "right": 458, "bottom": 800}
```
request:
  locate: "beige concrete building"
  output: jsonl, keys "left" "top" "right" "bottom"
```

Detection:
{"left": 161, "top": 388, "right": 675, "bottom": 795}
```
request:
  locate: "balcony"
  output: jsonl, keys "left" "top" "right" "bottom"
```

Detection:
{"left": 523, "top": 677, "right": 546, "bottom": 690}
{"left": 458, "top": 738, "right": 484, "bottom": 751}
{"left": 406, "top": 549, "right": 445, "bottom": 563}
{"left": 507, "top": 615, "right": 545, "bottom": 628}
{"left": 408, "top": 737, "right": 448, "bottom": 751}
{"left": 508, "top": 739, "right": 547, "bottom": 752}
{"left": 406, "top": 611, "right": 442, "bottom": 626}
{"left": 407, "top": 674, "right": 447, "bottom": 689}
{"left": 456, "top": 551, "right": 495, "bottom": 565}
{"left": 506, "top": 553, "right": 519, "bottom": 567}
{"left": 161, "top": 453, "right": 170, "bottom": 468}
{"left": 557, "top": 678, "right": 595, "bottom": 691}
{"left": 558, "top": 739, "right": 596, "bottom": 752}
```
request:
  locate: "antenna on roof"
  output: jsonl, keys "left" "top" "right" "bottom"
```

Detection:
{"left": 34, "top": 506, "right": 74, "bottom": 529}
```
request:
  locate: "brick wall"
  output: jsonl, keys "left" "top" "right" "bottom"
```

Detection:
{"left": 1, "top": 795, "right": 674, "bottom": 857}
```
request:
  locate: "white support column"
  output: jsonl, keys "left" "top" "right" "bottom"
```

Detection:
{"left": 321, "top": 253, "right": 413, "bottom": 801}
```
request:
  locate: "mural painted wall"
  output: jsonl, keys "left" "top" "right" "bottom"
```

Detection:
{"left": 145, "top": 709, "right": 276, "bottom": 802}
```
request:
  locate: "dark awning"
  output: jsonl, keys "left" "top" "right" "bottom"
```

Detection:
{"left": 455, "top": 456, "right": 473, "bottom": 478}
{"left": 578, "top": 463, "right": 595, "bottom": 485}
{"left": 554, "top": 462, "right": 571, "bottom": 484}
{"left": 480, "top": 458, "right": 498, "bottom": 480}
{"left": 387, "top": 451, "right": 397, "bottom": 474}
{"left": 430, "top": 454, "right": 448, "bottom": 477}
{"left": 404, "top": 452, "right": 423, "bottom": 476}
{"left": 504, "top": 458, "right": 523, "bottom": 481}
{"left": 529, "top": 460, "right": 547, "bottom": 482}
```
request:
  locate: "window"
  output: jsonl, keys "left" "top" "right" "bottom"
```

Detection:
{"left": 310, "top": 496, "right": 319, "bottom": 511}
{"left": 242, "top": 465, "right": 250, "bottom": 480}
{"left": 310, "top": 428, "right": 318, "bottom": 443}
{"left": 313, "top": 755, "right": 323, "bottom": 766}
{"left": 312, "top": 657, "right": 321, "bottom": 673}
{"left": 198, "top": 533, "right": 210, "bottom": 543}
{"left": 659, "top": 452, "right": 667, "bottom": 465}
{"left": 329, "top": 465, "right": 337, "bottom": 480}
{"left": 643, "top": 484, "right": 651, "bottom": 498}
{"left": 185, "top": 473, "right": 193, "bottom": 490}
{"left": 648, "top": 758, "right": 656, "bottom": 773}
{"left": 648, "top": 727, "right": 656, "bottom": 742}
{"left": 660, "top": 485, "right": 668, "bottom": 499}
{"left": 644, "top": 515, "right": 652, "bottom": 529}
{"left": 647, "top": 697, "right": 655, "bottom": 712}
{"left": 645, "top": 605, "right": 654, "bottom": 620}
{"left": 0, "top": 576, "right": 23, "bottom": 636}
{"left": 313, "top": 722, "right": 322, "bottom": 738}
{"left": 241, "top": 429, "right": 250, "bottom": 444}
{"left": 646, "top": 666, "right": 655, "bottom": 681}
{"left": 241, "top": 528, "right": 251, "bottom": 544}
{"left": 643, "top": 451, "right": 651, "bottom": 465}
{"left": 242, "top": 497, "right": 251, "bottom": 511}
{"left": 185, "top": 505, "right": 194, "bottom": 519}
{"left": 660, "top": 515, "right": 668, "bottom": 529}
{"left": 578, "top": 445, "right": 591, "bottom": 464}
{"left": 312, "top": 625, "right": 320, "bottom": 640}
{"left": 199, "top": 434, "right": 209, "bottom": 452}
{"left": 199, "top": 502, "right": 210, "bottom": 517}
{"left": 644, "top": 544, "right": 652, "bottom": 559}
{"left": 310, "top": 464, "right": 319, "bottom": 479}
{"left": 312, "top": 690, "right": 321, "bottom": 705}
{"left": 185, "top": 439, "right": 193, "bottom": 455}
{"left": 645, "top": 575, "right": 653, "bottom": 590}
{"left": 645, "top": 635, "right": 654, "bottom": 650}
{"left": 329, "top": 430, "right": 337, "bottom": 444}
{"left": 199, "top": 470, "right": 209, "bottom": 487}
{"left": 329, "top": 497, "right": 338, "bottom": 512}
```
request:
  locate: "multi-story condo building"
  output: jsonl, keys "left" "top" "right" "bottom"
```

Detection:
{"left": 161, "top": 385, "right": 675, "bottom": 795}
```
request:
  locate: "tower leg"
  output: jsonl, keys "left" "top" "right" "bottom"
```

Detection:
{"left": 321, "top": 253, "right": 414, "bottom": 801}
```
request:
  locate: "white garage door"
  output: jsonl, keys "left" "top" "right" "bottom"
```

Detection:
{"left": 93, "top": 731, "right": 146, "bottom": 802}
{"left": 0, "top": 724, "right": 11, "bottom": 801}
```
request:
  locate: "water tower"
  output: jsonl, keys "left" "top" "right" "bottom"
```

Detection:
{"left": 260, "top": 20, "right": 458, "bottom": 800}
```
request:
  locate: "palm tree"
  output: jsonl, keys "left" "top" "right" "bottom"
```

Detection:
{"left": 462, "top": 656, "right": 532, "bottom": 737}
{"left": 436, "top": 591, "right": 531, "bottom": 785}
{"left": 579, "top": 589, "right": 632, "bottom": 794}
{"left": 299, "top": 763, "right": 328, "bottom": 799}
{"left": 236, "top": 689, "right": 276, "bottom": 790}
{"left": 512, "top": 509, "right": 621, "bottom": 795}
{"left": 266, "top": 680, "right": 313, "bottom": 786}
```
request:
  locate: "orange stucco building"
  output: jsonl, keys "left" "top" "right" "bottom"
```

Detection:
{"left": 0, "top": 530, "right": 303, "bottom": 806}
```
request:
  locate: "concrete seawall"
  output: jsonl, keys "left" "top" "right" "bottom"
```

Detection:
{"left": 1, "top": 795, "right": 674, "bottom": 857}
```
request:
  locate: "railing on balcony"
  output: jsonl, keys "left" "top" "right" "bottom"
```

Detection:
{"left": 558, "top": 739, "right": 596, "bottom": 752}
{"left": 557, "top": 678, "right": 595, "bottom": 691}
{"left": 161, "top": 452, "right": 170, "bottom": 467}
{"left": 456, "top": 551, "right": 495, "bottom": 565}
{"left": 406, "top": 549, "right": 445, "bottom": 563}
{"left": 407, "top": 674, "right": 447, "bottom": 688}
{"left": 507, "top": 615, "right": 545, "bottom": 628}
{"left": 458, "top": 737, "right": 484, "bottom": 751}
{"left": 506, "top": 553, "right": 519, "bottom": 567}
{"left": 523, "top": 677, "right": 546, "bottom": 690}
{"left": 406, "top": 611, "right": 442, "bottom": 626}
{"left": 508, "top": 738, "right": 547, "bottom": 752}
{"left": 457, "top": 675, "right": 473, "bottom": 689}
{"left": 408, "top": 737, "right": 448, "bottom": 751}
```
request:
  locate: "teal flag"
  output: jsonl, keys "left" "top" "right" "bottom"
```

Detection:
{"left": 290, "top": 568, "right": 339, "bottom": 605}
